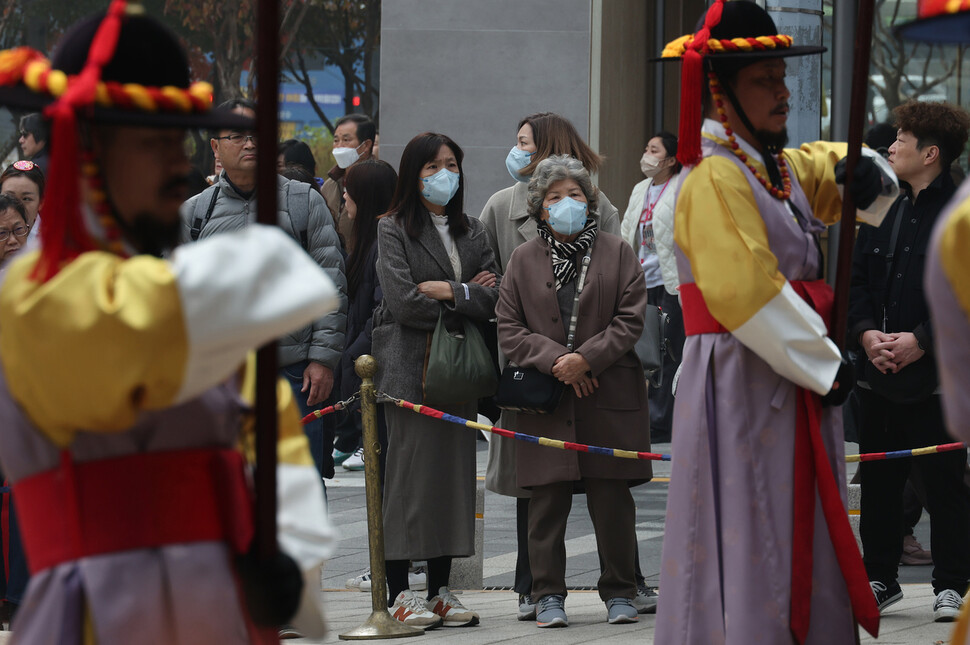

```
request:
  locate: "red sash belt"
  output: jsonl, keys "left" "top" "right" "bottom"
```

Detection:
{"left": 14, "top": 448, "right": 254, "bottom": 574}
{"left": 679, "top": 281, "right": 879, "bottom": 642}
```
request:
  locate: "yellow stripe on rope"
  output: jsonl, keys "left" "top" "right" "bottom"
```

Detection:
{"left": 538, "top": 437, "right": 565, "bottom": 450}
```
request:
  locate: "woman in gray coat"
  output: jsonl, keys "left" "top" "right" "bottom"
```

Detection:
{"left": 372, "top": 132, "right": 500, "bottom": 629}
{"left": 479, "top": 112, "right": 638, "bottom": 620}
{"left": 496, "top": 155, "right": 651, "bottom": 628}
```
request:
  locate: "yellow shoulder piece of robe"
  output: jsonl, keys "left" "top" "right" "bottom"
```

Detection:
{"left": 939, "top": 200, "right": 970, "bottom": 321}
{"left": 0, "top": 251, "right": 188, "bottom": 446}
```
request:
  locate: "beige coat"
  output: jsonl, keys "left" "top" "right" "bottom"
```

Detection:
{"left": 480, "top": 181, "right": 621, "bottom": 496}
{"left": 495, "top": 231, "right": 652, "bottom": 488}
{"left": 480, "top": 181, "right": 621, "bottom": 272}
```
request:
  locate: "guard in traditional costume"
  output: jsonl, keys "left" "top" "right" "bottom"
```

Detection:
{"left": 897, "top": 2, "right": 970, "bottom": 642}
{"left": 654, "top": 1, "right": 892, "bottom": 643}
{"left": 0, "top": 2, "right": 337, "bottom": 643}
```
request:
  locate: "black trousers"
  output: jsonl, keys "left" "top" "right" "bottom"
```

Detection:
{"left": 646, "top": 287, "right": 684, "bottom": 442}
{"left": 859, "top": 388, "right": 970, "bottom": 593}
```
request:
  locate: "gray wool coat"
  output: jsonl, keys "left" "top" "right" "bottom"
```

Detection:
{"left": 372, "top": 211, "right": 501, "bottom": 560}
{"left": 371, "top": 213, "right": 501, "bottom": 403}
{"left": 496, "top": 231, "right": 653, "bottom": 488}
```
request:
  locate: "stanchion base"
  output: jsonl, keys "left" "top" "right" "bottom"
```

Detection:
{"left": 338, "top": 609, "right": 425, "bottom": 640}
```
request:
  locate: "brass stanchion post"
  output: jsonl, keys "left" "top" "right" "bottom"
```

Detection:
{"left": 339, "top": 355, "right": 423, "bottom": 640}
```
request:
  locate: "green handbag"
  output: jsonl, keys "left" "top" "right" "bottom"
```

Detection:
{"left": 423, "top": 310, "right": 498, "bottom": 405}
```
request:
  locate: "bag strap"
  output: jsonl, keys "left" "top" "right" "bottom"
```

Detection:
{"left": 565, "top": 246, "right": 594, "bottom": 351}
{"left": 189, "top": 186, "right": 220, "bottom": 241}
{"left": 287, "top": 180, "right": 311, "bottom": 251}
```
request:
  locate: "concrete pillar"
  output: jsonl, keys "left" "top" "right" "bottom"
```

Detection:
{"left": 766, "top": 0, "right": 824, "bottom": 145}
{"left": 379, "top": 0, "right": 593, "bottom": 219}
{"left": 449, "top": 481, "right": 485, "bottom": 590}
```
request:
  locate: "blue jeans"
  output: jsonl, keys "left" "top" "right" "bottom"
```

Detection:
{"left": 279, "top": 361, "right": 334, "bottom": 492}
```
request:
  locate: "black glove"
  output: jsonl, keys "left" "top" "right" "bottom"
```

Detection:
{"left": 834, "top": 154, "right": 882, "bottom": 210}
{"left": 238, "top": 547, "right": 304, "bottom": 627}
{"left": 821, "top": 353, "right": 855, "bottom": 408}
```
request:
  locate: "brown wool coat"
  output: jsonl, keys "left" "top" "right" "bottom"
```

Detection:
{"left": 496, "top": 231, "right": 653, "bottom": 488}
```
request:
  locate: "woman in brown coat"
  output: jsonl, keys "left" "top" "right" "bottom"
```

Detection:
{"left": 496, "top": 155, "right": 652, "bottom": 628}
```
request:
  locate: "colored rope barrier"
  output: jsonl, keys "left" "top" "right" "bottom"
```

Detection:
{"left": 375, "top": 392, "right": 967, "bottom": 465}
{"left": 380, "top": 394, "right": 672, "bottom": 462}
{"left": 844, "top": 441, "right": 967, "bottom": 463}
{"left": 300, "top": 393, "right": 358, "bottom": 426}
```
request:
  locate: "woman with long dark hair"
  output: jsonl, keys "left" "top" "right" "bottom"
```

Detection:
{"left": 372, "top": 132, "right": 499, "bottom": 629}
{"left": 333, "top": 159, "right": 397, "bottom": 473}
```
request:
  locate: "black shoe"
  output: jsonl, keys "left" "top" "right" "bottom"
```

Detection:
{"left": 869, "top": 579, "right": 903, "bottom": 612}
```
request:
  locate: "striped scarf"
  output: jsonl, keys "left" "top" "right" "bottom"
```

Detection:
{"left": 537, "top": 219, "right": 598, "bottom": 290}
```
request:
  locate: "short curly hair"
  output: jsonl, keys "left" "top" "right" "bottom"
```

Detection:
{"left": 526, "top": 155, "right": 599, "bottom": 222}
{"left": 893, "top": 101, "right": 970, "bottom": 169}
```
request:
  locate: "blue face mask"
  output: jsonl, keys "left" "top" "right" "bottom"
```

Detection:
{"left": 505, "top": 146, "right": 533, "bottom": 183}
{"left": 545, "top": 197, "right": 588, "bottom": 236}
{"left": 421, "top": 168, "right": 460, "bottom": 206}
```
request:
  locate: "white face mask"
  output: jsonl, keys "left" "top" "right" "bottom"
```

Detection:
{"left": 333, "top": 142, "right": 363, "bottom": 169}
{"left": 640, "top": 153, "right": 665, "bottom": 178}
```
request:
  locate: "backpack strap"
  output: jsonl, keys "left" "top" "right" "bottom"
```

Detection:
{"left": 286, "top": 180, "right": 311, "bottom": 251}
{"left": 189, "top": 186, "right": 220, "bottom": 241}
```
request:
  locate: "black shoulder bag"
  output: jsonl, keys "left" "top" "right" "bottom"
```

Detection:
{"left": 495, "top": 246, "right": 593, "bottom": 414}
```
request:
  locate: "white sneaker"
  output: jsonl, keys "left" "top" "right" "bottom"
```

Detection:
{"left": 426, "top": 586, "right": 480, "bottom": 627}
{"left": 343, "top": 447, "right": 364, "bottom": 471}
{"left": 390, "top": 590, "right": 443, "bottom": 629}
{"left": 346, "top": 568, "right": 372, "bottom": 591}
{"left": 408, "top": 565, "right": 427, "bottom": 591}
{"left": 934, "top": 588, "right": 964, "bottom": 622}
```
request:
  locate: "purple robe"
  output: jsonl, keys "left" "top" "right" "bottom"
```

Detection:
{"left": 655, "top": 136, "right": 857, "bottom": 644}
{"left": 0, "top": 368, "right": 256, "bottom": 645}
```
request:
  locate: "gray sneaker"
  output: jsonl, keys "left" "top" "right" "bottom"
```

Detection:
{"left": 934, "top": 588, "right": 964, "bottom": 622}
{"left": 517, "top": 594, "right": 536, "bottom": 621}
{"left": 606, "top": 597, "right": 639, "bottom": 624}
{"left": 633, "top": 585, "right": 659, "bottom": 614}
{"left": 536, "top": 594, "right": 568, "bottom": 628}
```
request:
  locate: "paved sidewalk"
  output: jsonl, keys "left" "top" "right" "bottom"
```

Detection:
{"left": 293, "top": 583, "right": 955, "bottom": 644}
{"left": 294, "top": 438, "right": 953, "bottom": 644}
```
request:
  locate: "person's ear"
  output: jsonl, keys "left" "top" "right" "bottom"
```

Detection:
{"left": 924, "top": 145, "right": 940, "bottom": 166}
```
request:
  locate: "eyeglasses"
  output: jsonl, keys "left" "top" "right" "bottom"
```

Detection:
{"left": 214, "top": 133, "right": 257, "bottom": 145}
{"left": 18, "top": 131, "right": 27, "bottom": 138}
{"left": 0, "top": 225, "right": 28, "bottom": 242}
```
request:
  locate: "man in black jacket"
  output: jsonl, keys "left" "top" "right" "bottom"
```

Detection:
{"left": 849, "top": 100, "right": 970, "bottom": 622}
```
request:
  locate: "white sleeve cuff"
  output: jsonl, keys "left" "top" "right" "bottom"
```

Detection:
{"left": 732, "top": 282, "right": 841, "bottom": 395}
{"left": 170, "top": 225, "right": 338, "bottom": 403}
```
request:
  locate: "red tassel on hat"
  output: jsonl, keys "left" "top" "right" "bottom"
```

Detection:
{"left": 32, "top": 0, "right": 128, "bottom": 282}
{"left": 677, "top": 0, "right": 726, "bottom": 168}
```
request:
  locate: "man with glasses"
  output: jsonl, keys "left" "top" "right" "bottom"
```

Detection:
{"left": 17, "top": 113, "right": 48, "bottom": 175}
{"left": 181, "top": 98, "right": 348, "bottom": 485}
{"left": 322, "top": 113, "right": 376, "bottom": 250}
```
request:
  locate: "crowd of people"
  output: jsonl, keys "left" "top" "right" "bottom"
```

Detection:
{"left": 2, "top": 0, "right": 970, "bottom": 643}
